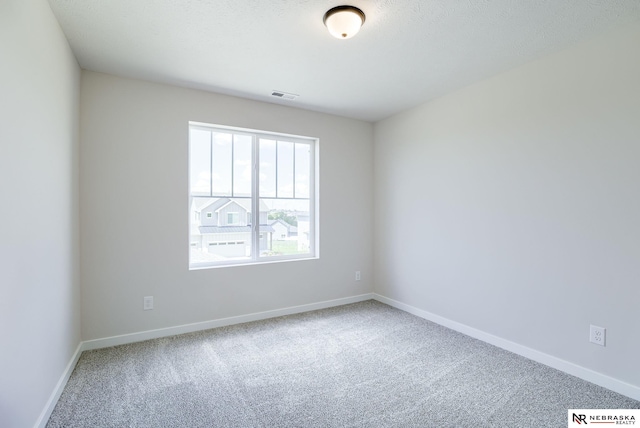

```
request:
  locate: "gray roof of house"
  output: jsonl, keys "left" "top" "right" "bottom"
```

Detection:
{"left": 269, "top": 219, "right": 298, "bottom": 232}
{"left": 191, "top": 197, "right": 218, "bottom": 212}
{"left": 199, "top": 225, "right": 275, "bottom": 234}
{"left": 199, "top": 198, "right": 233, "bottom": 213}
{"left": 196, "top": 197, "right": 269, "bottom": 213}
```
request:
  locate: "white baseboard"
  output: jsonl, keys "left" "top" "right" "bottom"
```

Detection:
{"left": 373, "top": 293, "right": 640, "bottom": 401}
{"left": 34, "top": 342, "right": 83, "bottom": 428}
{"left": 82, "top": 293, "right": 375, "bottom": 351}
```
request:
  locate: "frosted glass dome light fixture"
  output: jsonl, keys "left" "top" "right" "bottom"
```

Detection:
{"left": 323, "top": 6, "right": 365, "bottom": 39}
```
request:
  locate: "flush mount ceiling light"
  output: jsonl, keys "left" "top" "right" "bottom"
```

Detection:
{"left": 323, "top": 5, "right": 365, "bottom": 39}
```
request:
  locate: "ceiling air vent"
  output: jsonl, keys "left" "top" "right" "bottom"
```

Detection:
{"left": 271, "top": 90, "right": 298, "bottom": 100}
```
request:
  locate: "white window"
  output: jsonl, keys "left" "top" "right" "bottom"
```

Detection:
{"left": 189, "top": 122, "right": 317, "bottom": 269}
{"left": 227, "top": 212, "right": 240, "bottom": 225}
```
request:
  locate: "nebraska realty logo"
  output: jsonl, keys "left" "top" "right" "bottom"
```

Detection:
{"left": 569, "top": 409, "right": 639, "bottom": 425}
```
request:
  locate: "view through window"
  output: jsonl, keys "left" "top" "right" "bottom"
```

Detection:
{"left": 189, "top": 123, "right": 317, "bottom": 268}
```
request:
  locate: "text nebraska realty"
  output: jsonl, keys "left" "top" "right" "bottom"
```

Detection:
{"left": 574, "top": 413, "right": 636, "bottom": 424}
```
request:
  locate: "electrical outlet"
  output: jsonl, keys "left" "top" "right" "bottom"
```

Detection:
{"left": 589, "top": 325, "right": 605, "bottom": 346}
{"left": 143, "top": 296, "right": 154, "bottom": 311}
{"left": 355, "top": 271, "right": 361, "bottom": 281}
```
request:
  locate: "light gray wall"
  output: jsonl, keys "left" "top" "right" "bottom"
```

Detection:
{"left": 374, "top": 21, "right": 640, "bottom": 389}
{"left": 0, "top": 0, "right": 81, "bottom": 426}
{"left": 80, "top": 71, "right": 374, "bottom": 340}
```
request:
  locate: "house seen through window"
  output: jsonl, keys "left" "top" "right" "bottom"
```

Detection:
{"left": 227, "top": 212, "right": 240, "bottom": 225}
{"left": 189, "top": 122, "right": 317, "bottom": 269}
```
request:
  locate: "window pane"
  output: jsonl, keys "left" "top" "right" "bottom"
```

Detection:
{"left": 260, "top": 198, "right": 310, "bottom": 257}
{"left": 294, "top": 143, "right": 310, "bottom": 198}
{"left": 189, "top": 129, "right": 211, "bottom": 196}
{"left": 212, "top": 132, "right": 232, "bottom": 196}
{"left": 233, "top": 134, "right": 252, "bottom": 197}
{"left": 259, "top": 139, "right": 276, "bottom": 197}
{"left": 277, "top": 141, "right": 294, "bottom": 198}
{"left": 190, "top": 197, "right": 252, "bottom": 264}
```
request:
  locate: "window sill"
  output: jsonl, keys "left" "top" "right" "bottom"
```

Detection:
{"left": 189, "top": 255, "right": 319, "bottom": 271}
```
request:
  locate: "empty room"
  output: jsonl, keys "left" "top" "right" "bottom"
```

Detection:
{"left": 1, "top": 0, "right": 639, "bottom": 427}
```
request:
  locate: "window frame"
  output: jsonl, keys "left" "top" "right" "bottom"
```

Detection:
{"left": 188, "top": 121, "right": 319, "bottom": 270}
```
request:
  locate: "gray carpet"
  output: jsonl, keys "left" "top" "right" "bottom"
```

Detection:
{"left": 47, "top": 300, "right": 639, "bottom": 427}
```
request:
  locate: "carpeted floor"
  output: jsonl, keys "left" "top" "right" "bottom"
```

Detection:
{"left": 47, "top": 300, "right": 639, "bottom": 427}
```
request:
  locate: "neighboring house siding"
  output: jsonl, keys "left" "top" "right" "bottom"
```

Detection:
{"left": 201, "top": 210, "right": 218, "bottom": 226}
{"left": 217, "top": 202, "right": 247, "bottom": 226}
{"left": 259, "top": 232, "right": 270, "bottom": 252}
{"left": 297, "top": 215, "right": 310, "bottom": 251}
{"left": 271, "top": 221, "right": 289, "bottom": 240}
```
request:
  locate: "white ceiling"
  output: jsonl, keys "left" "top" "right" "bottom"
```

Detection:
{"left": 48, "top": 0, "right": 640, "bottom": 122}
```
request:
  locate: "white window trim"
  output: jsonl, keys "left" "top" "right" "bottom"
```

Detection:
{"left": 189, "top": 122, "right": 319, "bottom": 270}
